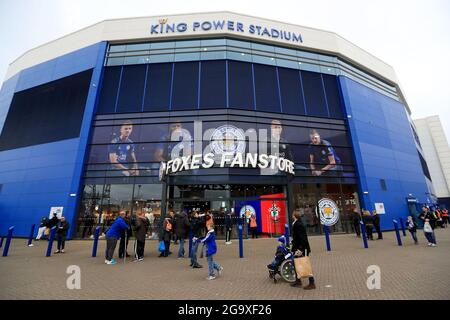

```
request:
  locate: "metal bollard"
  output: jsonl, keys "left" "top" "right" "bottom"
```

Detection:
{"left": 284, "top": 224, "right": 290, "bottom": 245}
{"left": 2, "top": 226, "right": 15, "bottom": 257}
{"left": 0, "top": 237, "right": 4, "bottom": 249}
{"left": 27, "top": 224, "right": 36, "bottom": 247}
{"left": 188, "top": 230, "right": 193, "bottom": 258}
{"left": 399, "top": 217, "right": 406, "bottom": 236}
{"left": 393, "top": 220, "right": 403, "bottom": 246}
{"left": 238, "top": 224, "right": 244, "bottom": 258}
{"left": 46, "top": 227, "right": 57, "bottom": 257}
{"left": 324, "top": 225, "right": 331, "bottom": 251}
{"left": 360, "top": 221, "right": 368, "bottom": 249}
{"left": 91, "top": 226, "right": 101, "bottom": 257}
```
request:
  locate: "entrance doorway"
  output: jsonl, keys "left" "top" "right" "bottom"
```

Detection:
{"left": 166, "top": 184, "right": 288, "bottom": 239}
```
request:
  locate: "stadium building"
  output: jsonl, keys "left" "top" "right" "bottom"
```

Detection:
{"left": 0, "top": 12, "right": 433, "bottom": 238}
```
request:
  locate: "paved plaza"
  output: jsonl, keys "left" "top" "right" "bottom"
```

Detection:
{"left": 1, "top": 228, "right": 450, "bottom": 300}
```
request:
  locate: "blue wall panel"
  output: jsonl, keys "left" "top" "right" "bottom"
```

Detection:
{"left": 0, "top": 42, "right": 107, "bottom": 237}
{"left": 340, "top": 76, "right": 430, "bottom": 231}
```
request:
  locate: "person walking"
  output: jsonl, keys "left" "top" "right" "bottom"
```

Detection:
{"left": 351, "top": 208, "right": 361, "bottom": 237}
{"left": 290, "top": 209, "right": 316, "bottom": 290}
{"left": 105, "top": 211, "right": 129, "bottom": 265}
{"left": 372, "top": 210, "right": 383, "bottom": 240}
{"left": 36, "top": 216, "right": 49, "bottom": 240}
{"left": 195, "top": 223, "right": 223, "bottom": 280}
{"left": 405, "top": 215, "right": 419, "bottom": 245}
{"left": 249, "top": 214, "right": 258, "bottom": 239}
{"left": 54, "top": 217, "right": 70, "bottom": 253}
{"left": 362, "top": 210, "right": 374, "bottom": 240}
{"left": 225, "top": 209, "right": 233, "bottom": 245}
{"left": 419, "top": 207, "right": 437, "bottom": 246}
{"left": 119, "top": 212, "right": 132, "bottom": 259}
{"left": 133, "top": 212, "right": 150, "bottom": 261}
{"left": 159, "top": 211, "right": 174, "bottom": 257}
{"left": 189, "top": 211, "right": 206, "bottom": 268}
{"left": 174, "top": 211, "right": 191, "bottom": 258}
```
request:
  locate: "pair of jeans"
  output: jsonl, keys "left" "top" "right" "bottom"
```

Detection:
{"left": 409, "top": 230, "right": 418, "bottom": 243}
{"left": 206, "top": 254, "right": 222, "bottom": 277}
{"left": 134, "top": 240, "right": 145, "bottom": 259}
{"left": 190, "top": 241, "right": 200, "bottom": 266}
{"left": 178, "top": 238, "right": 185, "bottom": 257}
{"left": 56, "top": 235, "right": 66, "bottom": 250}
{"left": 105, "top": 236, "right": 118, "bottom": 261}
{"left": 424, "top": 231, "right": 436, "bottom": 244}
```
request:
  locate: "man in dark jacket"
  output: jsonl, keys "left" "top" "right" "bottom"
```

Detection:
{"left": 352, "top": 209, "right": 361, "bottom": 237}
{"left": 225, "top": 210, "right": 233, "bottom": 245}
{"left": 54, "top": 217, "right": 70, "bottom": 253}
{"left": 159, "top": 211, "right": 174, "bottom": 257}
{"left": 291, "top": 209, "right": 315, "bottom": 290}
{"left": 189, "top": 211, "right": 206, "bottom": 268}
{"left": 119, "top": 212, "right": 132, "bottom": 259}
{"left": 174, "top": 211, "right": 191, "bottom": 258}
{"left": 48, "top": 213, "right": 59, "bottom": 229}
{"left": 372, "top": 210, "right": 383, "bottom": 239}
{"left": 105, "top": 211, "right": 129, "bottom": 265}
{"left": 133, "top": 212, "right": 150, "bottom": 261}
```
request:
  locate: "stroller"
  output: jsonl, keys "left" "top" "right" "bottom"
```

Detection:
{"left": 267, "top": 237, "right": 297, "bottom": 283}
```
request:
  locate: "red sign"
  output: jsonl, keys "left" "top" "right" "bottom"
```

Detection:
{"left": 260, "top": 193, "right": 286, "bottom": 235}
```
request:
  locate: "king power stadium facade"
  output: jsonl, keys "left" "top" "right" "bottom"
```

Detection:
{"left": 0, "top": 12, "right": 436, "bottom": 239}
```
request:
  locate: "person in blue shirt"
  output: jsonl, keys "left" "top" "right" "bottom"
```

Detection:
{"left": 108, "top": 120, "right": 139, "bottom": 177}
{"left": 105, "top": 211, "right": 129, "bottom": 265}
{"left": 267, "top": 235, "right": 289, "bottom": 270}
{"left": 195, "top": 223, "right": 223, "bottom": 280}
{"left": 308, "top": 129, "right": 342, "bottom": 177}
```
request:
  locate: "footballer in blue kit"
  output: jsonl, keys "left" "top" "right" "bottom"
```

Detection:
{"left": 108, "top": 120, "right": 139, "bottom": 176}
{"left": 308, "top": 129, "right": 342, "bottom": 177}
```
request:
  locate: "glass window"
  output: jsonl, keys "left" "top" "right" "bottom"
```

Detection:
{"left": 126, "top": 43, "right": 150, "bottom": 51}
{"left": 109, "top": 44, "right": 126, "bottom": 52}
{"left": 253, "top": 64, "right": 280, "bottom": 112}
{"left": 116, "top": 65, "right": 146, "bottom": 113}
{"left": 172, "top": 61, "right": 199, "bottom": 110}
{"left": 278, "top": 67, "right": 305, "bottom": 115}
{"left": 200, "top": 60, "right": 226, "bottom": 109}
{"left": 97, "top": 66, "right": 121, "bottom": 114}
{"left": 143, "top": 63, "right": 172, "bottom": 112}
{"left": 322, "top": 74, "right": 344, "bottom": 119}
{"left": 101, "top": 184, "right": 134, "bottom": 228}
{"left": 150, "top": 42, "right": 175, "bottom": 49}
{"left": 301, "top": 70, "right": 328, "bottom": 118}
{"left": 228, "top": 60, "right": 254, "bottom": 110}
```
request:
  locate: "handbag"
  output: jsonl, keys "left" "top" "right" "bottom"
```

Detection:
{"left": 294, "top": 250, "right": 314, "bottom": 279}
{"left": 158, "top": 240, "right": 166, "bottom": 252}
{"left": 423, "top": 221, "right": 433, "bottom": 233}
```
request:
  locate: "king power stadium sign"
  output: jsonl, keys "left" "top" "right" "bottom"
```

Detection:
{"left": 151, "top": 19, "right": 303, "bottom": 44}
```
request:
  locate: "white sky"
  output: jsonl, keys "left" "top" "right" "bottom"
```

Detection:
{"left": 1, "top": 0, "right": 449, "bottom": 139}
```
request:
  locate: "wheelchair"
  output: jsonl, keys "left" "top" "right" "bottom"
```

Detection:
{"left": 267, "top": 252, "right": 297, "bottom": 283}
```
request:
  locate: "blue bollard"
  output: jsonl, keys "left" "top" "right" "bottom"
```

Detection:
{"left": 27, "top": 224, "right": 36, "bottom": 247}
{"left": 393, "top": 220, "right": 403, "bottom": 246}
{"left": 46, "top": 227, "right": 57, "bottom": 257}
{"left": 360, "top": 221, "right": 368, "bottom": 249}
{"left": 399, "top": 217, "right": 406, "bottom": 236}
{"left": 91, "top": 226, "right": 101, "bottom": 257}
{"left": 0, "top": 237, "right": 3, "bottom": 249}
{"left": 188, "top": 230, "right": 193, "bottom": 258}
{"left": 324, "top": 225, "right": 331, "bottom": 251}
{"left": 2, "top": 226, "right": 15, "bottom": 257}
{"left": 238, "top": 225, "right": 244, "bottom": 258}
{"left": 284, "top": 224, "right": 290, "bottom": 245}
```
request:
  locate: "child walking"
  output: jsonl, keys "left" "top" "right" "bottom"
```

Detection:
{"left": 195, "top": 223, "right": 223, "bottom": 280}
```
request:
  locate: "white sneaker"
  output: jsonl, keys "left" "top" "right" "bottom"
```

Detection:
{"left": 206, "top": 275, "right": 216, "bottom": 280}
{"left": 105, "top": 260, "right": 109, "bottom": 264}
{"left": 431, "top": 244, "right": 437, "bottom": 247}
{"left": 138, "top": 258, "right": 144, "bottom": 261}
{"left": 218, "top": 266, "right": 224, "bottom": 276}
{"left": 225, "top": 241, "right": 232, "bottom": 245}
{"left": 428, "top": 243, "right": 432, "bottom": 246}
